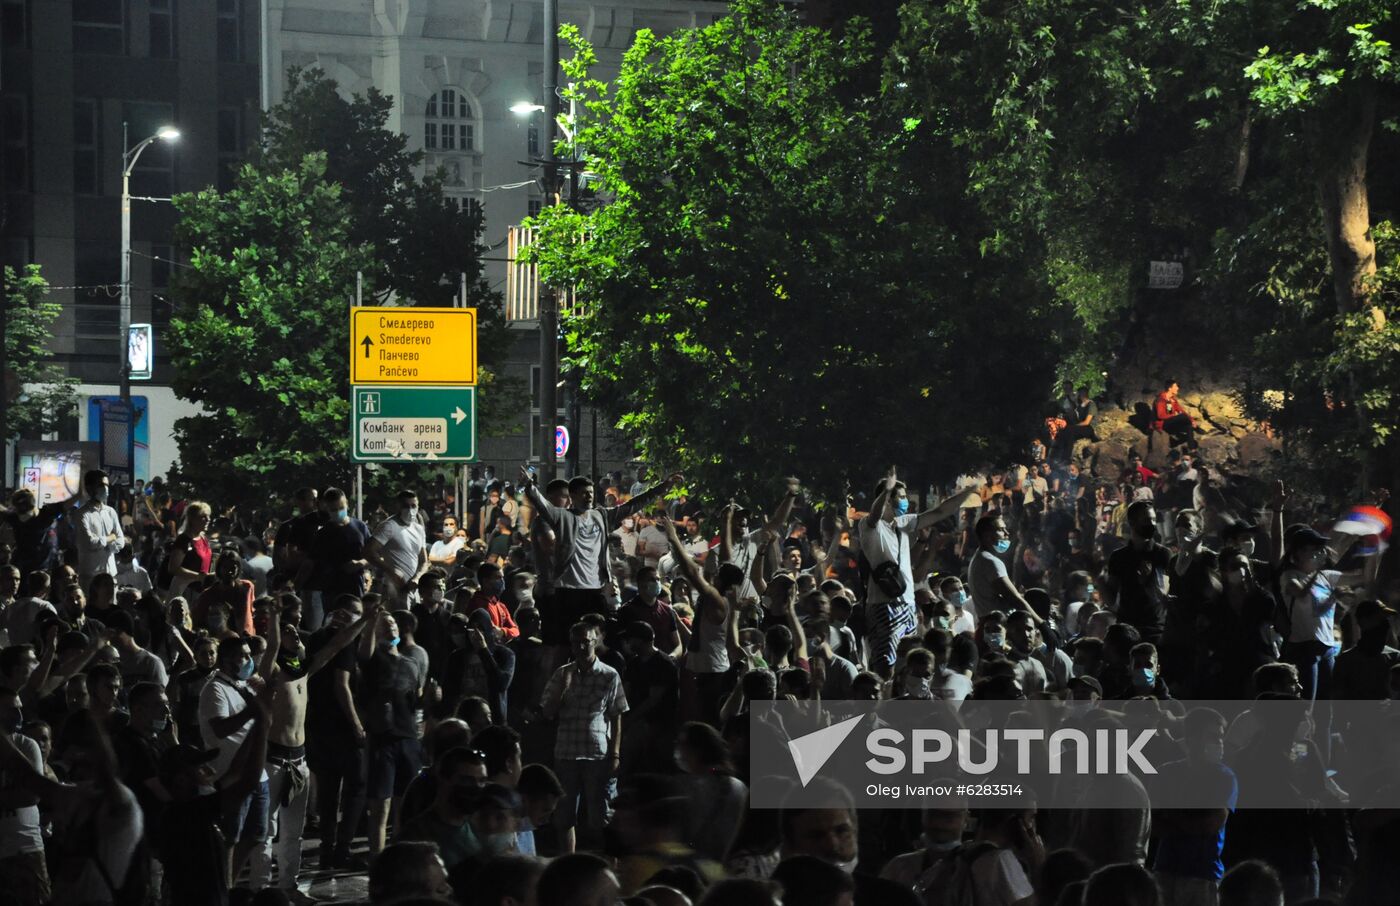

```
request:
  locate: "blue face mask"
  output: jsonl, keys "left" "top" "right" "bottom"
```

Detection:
{"left": 389, "top": 636, "right": 401, "bottom": 648}
{"left": 335, "top": 508, "right": 349, "bottom": 521}
{"left": 238, "top": 658, "right": 255, "bottom": 681}
{"left": 641, "top": 580, "right": 662, "bottom": 599}
{"left": 1133, "top": 667, "right": 1155, "bottom": 689}
{"left": 994, "top": 539, "right": 1012, "bottom": 554}
{"left": 894, "top": 498, "right": 910, "bottom": 516}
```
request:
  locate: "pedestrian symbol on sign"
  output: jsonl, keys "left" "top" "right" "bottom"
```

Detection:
{"left": 360, "top": 391, "right": 382, "bottom": 415}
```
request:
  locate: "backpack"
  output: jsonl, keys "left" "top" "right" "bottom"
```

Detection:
{"left": 919, "top": 841, "right": 1000, "bottom": 906}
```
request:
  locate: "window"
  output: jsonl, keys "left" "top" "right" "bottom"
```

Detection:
{"left": 2, "top": 94, "right": 27, "bottom": 192}
{"left": 74, "top": 99, "right": 100, "bottom": 195}
{"left": 74, "top": 240, "right": 121, "bottom": 337}
{"left": 217, "top": 106, "right": 241, "bottom": 191}
{"left": 216, "top": 0, "right": 239, "bottom": 62}
{"left": 425, "top": 88, "right": 474, "bottom": 152}
{"left": 527, "top": 198, "right": 543, "bottom": 219}
{"left": 2, "top": 0, "right": 28, "bottom": 48}
{"left": 149, "top": 0, "right": 172, "bottom": 58}
{"left": 123, "top": 102, "right": 176, "bottom": 197}
{"left": 73, "top": 0, "right": 125, "bottom": 54}
{"left": 527, "top": 120, "right": 540, "bottom": 156}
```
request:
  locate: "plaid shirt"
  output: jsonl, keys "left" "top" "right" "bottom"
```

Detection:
{"left": 543, "top": 657, "right": 629, "bottom": 761}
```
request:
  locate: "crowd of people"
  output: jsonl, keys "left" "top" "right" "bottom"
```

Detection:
{"left": 0, "top": 394, "right": 1397, "bottom": 906}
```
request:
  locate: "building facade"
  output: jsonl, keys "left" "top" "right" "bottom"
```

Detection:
{"left": 2, "top": 0, "right": 263, "bottom": 478}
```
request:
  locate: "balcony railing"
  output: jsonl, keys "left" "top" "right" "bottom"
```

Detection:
{"left": 505, "top": 225, "right": 585, "bottom": 323}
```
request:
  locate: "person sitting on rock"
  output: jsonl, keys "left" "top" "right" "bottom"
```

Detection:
{"left": 1152, "top": 380, "right": 1198, "bottom": 449}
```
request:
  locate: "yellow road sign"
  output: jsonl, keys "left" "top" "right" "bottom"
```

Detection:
{"left": 350, "top": 306, "right": 477, "bottom": 386}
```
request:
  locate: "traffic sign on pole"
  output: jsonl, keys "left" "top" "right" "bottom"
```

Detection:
{"left": 350, "top": 307, "right": 477, "bottom": 385}
{"left": 351, "top": 386, "right": 477, "bottom": 462}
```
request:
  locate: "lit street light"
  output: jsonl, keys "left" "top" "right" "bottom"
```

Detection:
{"left": 120, "top": 122, "right": 180, "bottom": 405}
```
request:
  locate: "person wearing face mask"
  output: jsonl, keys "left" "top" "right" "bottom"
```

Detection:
{"left": 878, "top": 797, "right": 971, "bottom": 893}
{"left": 364, "top": 490, "right": 428, "bottom": 610}
{"left": 296, "top": 488, "right": 372, "bottom": 617}
{"left": 467, "top": 563, "right": 521, "bottom": 640}
{"left": 411, "top": 569, "right": 454, "bottom": 680}
{"left": 863, "top": 469, "right": 981, "bottom": 680}
{"left": 398, "top": 749, "right": 511, "bottom": 881}
{"left": 969, "top": 515, "right": 1041, "bottom": 630}
{"left": 619, "top": 566, "right": 684, "bottom": 657}
{"left": 893, "top": 648, "right": 938, "bottom": 701}
{"left": 1061, "top": 571, "right": 1098, "bottom": 638}
{"left": 936, "top": 576, "right": 977, "bottom": 636}
{"left": 1103, "top": 501, "right": 1172, "bottom": 646}
{"left": 358, "top": 610, "right": 427, "bottom": 856}
{"left": 1279, "top": 525, "right": 1368, "bottom": 718}
{"left": 74, "top": 470, "right": 127, "bottom": 589}
{"left": 197, "top": 637, "right": 272, "bottom": 889}
{"left": 195, "top": 550, "right": 256, "bottom": 638}
{"left": 780, "top": 782, "right": 927, "bottom": 906}
{"left": 1149, "top": 708, "right": 1237, "bottom": 905}
{"left": 1199, "top": 553, "right": 1278, "bottom": 699}
{"left": 111, "top": 681, "right": 175, "bottom": 840}
{"left": 1333, "top": 600, "right": 1400, "bottom": 701}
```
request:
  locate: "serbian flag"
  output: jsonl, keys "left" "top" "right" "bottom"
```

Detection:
{"left": 1333, "top": 505, "right": 1392, "bottom": 555}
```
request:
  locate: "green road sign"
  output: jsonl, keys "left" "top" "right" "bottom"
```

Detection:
{"left": 351, "top": 386, "right": 476, "bottom": 462}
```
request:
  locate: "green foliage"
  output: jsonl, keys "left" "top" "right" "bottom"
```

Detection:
{"left": 168, "top": 155, "right": 370, "bottom": 501}
{"left": 529, "top": 0, "right": 1077, "bottom": 499}
{"left": 2, "top": 265, "right": 80, "bottom": 439}
{"left": 169, "top": 70, "right": 526, "bottom": 501}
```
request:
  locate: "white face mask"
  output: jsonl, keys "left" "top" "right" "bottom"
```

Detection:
{"left": 903, "top": 675, "right": 932, "bottom": 699}
{"left": 833, "top": 855, "right": 859, "bottom": 874}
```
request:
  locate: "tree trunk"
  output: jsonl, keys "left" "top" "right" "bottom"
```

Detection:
{"left": 1311, "top": 82, "right": 1376, "bottom": 315}
{"left": 1309, "top": 81, "right": 1378, "bottom": 491}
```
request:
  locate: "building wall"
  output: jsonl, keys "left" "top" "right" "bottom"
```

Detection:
{"left": 2, "top": 0, "right": 261, "bottom": 482}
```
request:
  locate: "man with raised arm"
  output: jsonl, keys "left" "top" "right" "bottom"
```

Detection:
{"left": 718, "top": 477, "right": 802, "bottom": 603}
{"left": 861, "top": 467, "right": 979, "bottom": 678}
{"left": 248, "top": 597, "right": 379, "bottom": 903}
{"left": 659, "top": 515, "right": 746, "bottom": 725}
{"left": 519, "top": 466, "right": 683, "bottom": 629}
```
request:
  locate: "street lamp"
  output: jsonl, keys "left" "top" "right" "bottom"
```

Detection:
{"left": 120, "top": 123, "right": 179, "bottom": 404}
{"left": 510, "top": 101, "right": 545, "bottom": 116}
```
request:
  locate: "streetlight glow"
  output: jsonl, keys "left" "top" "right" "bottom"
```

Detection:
{"left": 156, "top": 126, "right": 181, "bottom": 141}
{"left": 510, "top": 102, "right": 545, "bottom": 116}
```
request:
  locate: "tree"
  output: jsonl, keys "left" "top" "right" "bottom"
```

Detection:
{"left": 167, "top": 155, "right": 370, "bottom": 501}
{"left": 2, "top": 265, "right": 80, "bottom": 439}
{"left": 169, "top": 70, "right": 527, "bottom": 501}
{"left": 529, "top": 0, "right": 1068, "bottom": 500}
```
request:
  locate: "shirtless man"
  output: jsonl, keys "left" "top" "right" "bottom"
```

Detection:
{"left": 248, "top": 598, "right": 378, "bottom": 901}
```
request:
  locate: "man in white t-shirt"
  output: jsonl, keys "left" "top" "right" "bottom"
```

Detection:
{"left": 635, "top": 516, "right": 670, "bottom": 570}
{"left": 365, "top": 490, "right": 427, "bottom": 608}
{"left": 0, "top": 686, "right": 50, "bottom": 902}
{"left": 968, "top": 515, "right": 1037, "bottom": 624}
{"left": 861, "top": 468, "right": 980, "bottom": 677}
{"left": 198, "top": 637, "right": 271, "bottom": 881}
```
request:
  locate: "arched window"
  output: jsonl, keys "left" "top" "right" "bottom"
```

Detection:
{"left": 425, "top": 88, "right": 475, "bottom": 152}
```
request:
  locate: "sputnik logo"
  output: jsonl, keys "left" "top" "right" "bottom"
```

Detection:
{"left": 787, "top": 715, "right": 865, "bottom": 787}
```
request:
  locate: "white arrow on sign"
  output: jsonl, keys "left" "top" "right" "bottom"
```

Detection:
{"left": 451, "top": 406, "right": 468, "bottom": 425}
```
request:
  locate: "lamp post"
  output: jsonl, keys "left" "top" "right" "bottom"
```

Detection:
{"left": 120, "top": 122, "right": 179, "bottom": 405}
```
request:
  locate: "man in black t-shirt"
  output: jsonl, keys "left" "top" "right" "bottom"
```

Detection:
{"left": 1104, "top": 501, "right": 1173, "bottom": 645}
{"left": 619, "top": 621, "right": 679, "bottom": 774}
{"left": 296, "top": 488, "right": 370, "bottom": 632}
{"left": 358, "top": 609, "right": 425, "bottom": 856}
{"left": 306, "top": 595, "right": 369, "bottom": 870}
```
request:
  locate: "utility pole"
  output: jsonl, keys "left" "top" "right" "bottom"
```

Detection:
{"left": 538, "top": 0, "right": 561, "bottom": 481}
